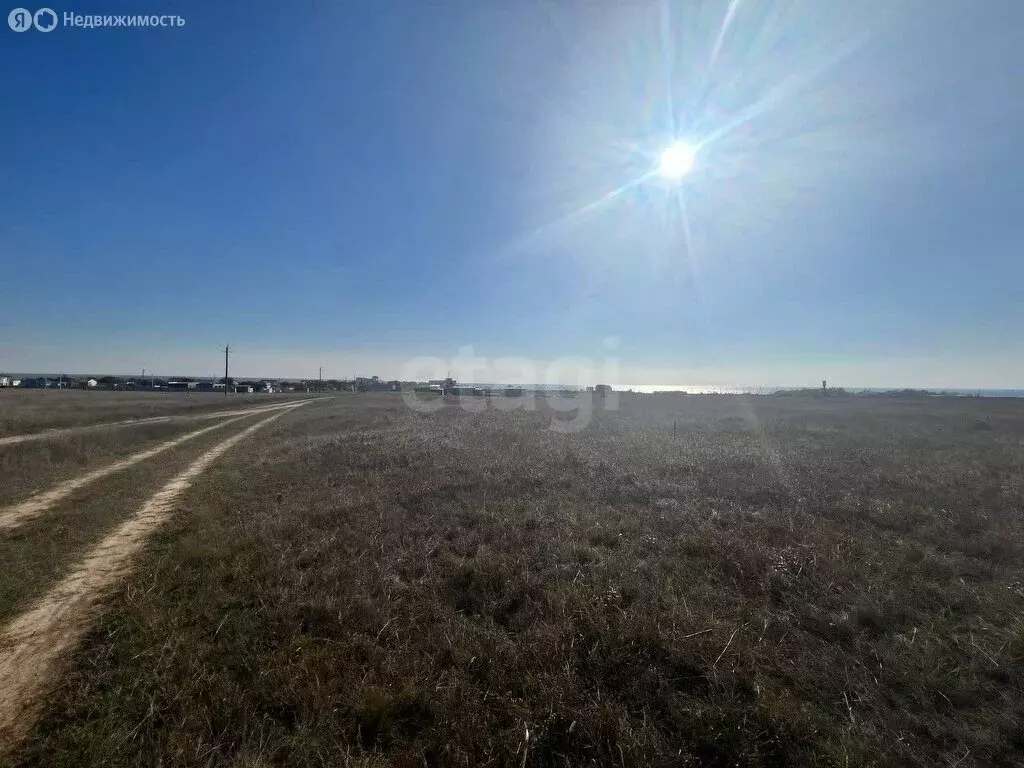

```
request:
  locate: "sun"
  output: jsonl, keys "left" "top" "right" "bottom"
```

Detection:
{"left": 657, "top": 141, "right": 697, "bottom": 179}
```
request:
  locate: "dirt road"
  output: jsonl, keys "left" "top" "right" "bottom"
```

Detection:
{"left": 0, "top": 414, "right": 255, "bottom": 533}
{"left": 0, "top": 402, "right": 307, "bottom": 752}
{"left": 0, "top": 399, "right": 308, "bottom": 448}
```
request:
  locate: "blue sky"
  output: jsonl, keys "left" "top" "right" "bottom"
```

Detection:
{"left": 2, "top": 0, "right": 1022, "bottom": 386}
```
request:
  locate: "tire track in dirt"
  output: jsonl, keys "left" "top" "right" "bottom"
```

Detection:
{"left": 0, "top": 402, "right": 308, "bottom": 752}
{"left": 0, "top": 414, "right": 252, "bottom": 534}
{"left": 0, "top": 400, "right": 309, "bottom": 448}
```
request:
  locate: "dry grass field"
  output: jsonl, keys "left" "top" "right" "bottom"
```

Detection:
{"left": 1, "top": 391, "right": 1023, "bottom": 766}
{"left": 0, "top": 389, "right": 298, "bottom": 438}
{"left": 0, "top": 420, "right": 199, "bottom": 507}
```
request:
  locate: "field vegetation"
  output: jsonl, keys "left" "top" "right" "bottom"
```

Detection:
{"left": 6, "top": 392, "right": 1022, "bottom": 766}
{"left": 0, "top": 410, "right": 296, "bottom": 626}
{"left": 0, "top": 389, "right": 296, "bottom": 438}
{"left": 0, "top": 421, "right": 202, "bottom": 507}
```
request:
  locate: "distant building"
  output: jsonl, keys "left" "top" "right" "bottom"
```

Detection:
{"left": 595, "top": 384, "right": 613, "bottom": 396}
{"left": 86, "top": 378, "right": 98, "bottom": 388}
{"left": 0, "top": 376, "right": 9, "bottom": 387}
{"left": 355, "top": 376, "right": 394, "bottom": 392}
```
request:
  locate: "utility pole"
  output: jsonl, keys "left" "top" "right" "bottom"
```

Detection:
{"left": 319, "top": 366, "right": 322, "bottom": 394}
{"left": 224, "top": 345, "right": 230, "bottom": 397}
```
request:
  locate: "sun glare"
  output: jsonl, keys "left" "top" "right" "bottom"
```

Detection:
{"left": 658, "top": 141, "right": 697, "bottom": 179}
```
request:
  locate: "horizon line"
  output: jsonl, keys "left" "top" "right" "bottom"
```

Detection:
{"left": 1, "top": 372, "right": 1021, "bottom": 395}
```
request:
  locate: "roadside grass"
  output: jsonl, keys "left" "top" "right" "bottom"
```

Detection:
{"left": 10, "top": 394, "right": 1024, "bottom": 766}
{"left": 0, "top": 421, "right": 208, "bottom": 507}
{"left": 0, "top": 412, "right": 278, "bottom": 625}
{"left": 0, "top": 390, "right": 304, "bottom": 438}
